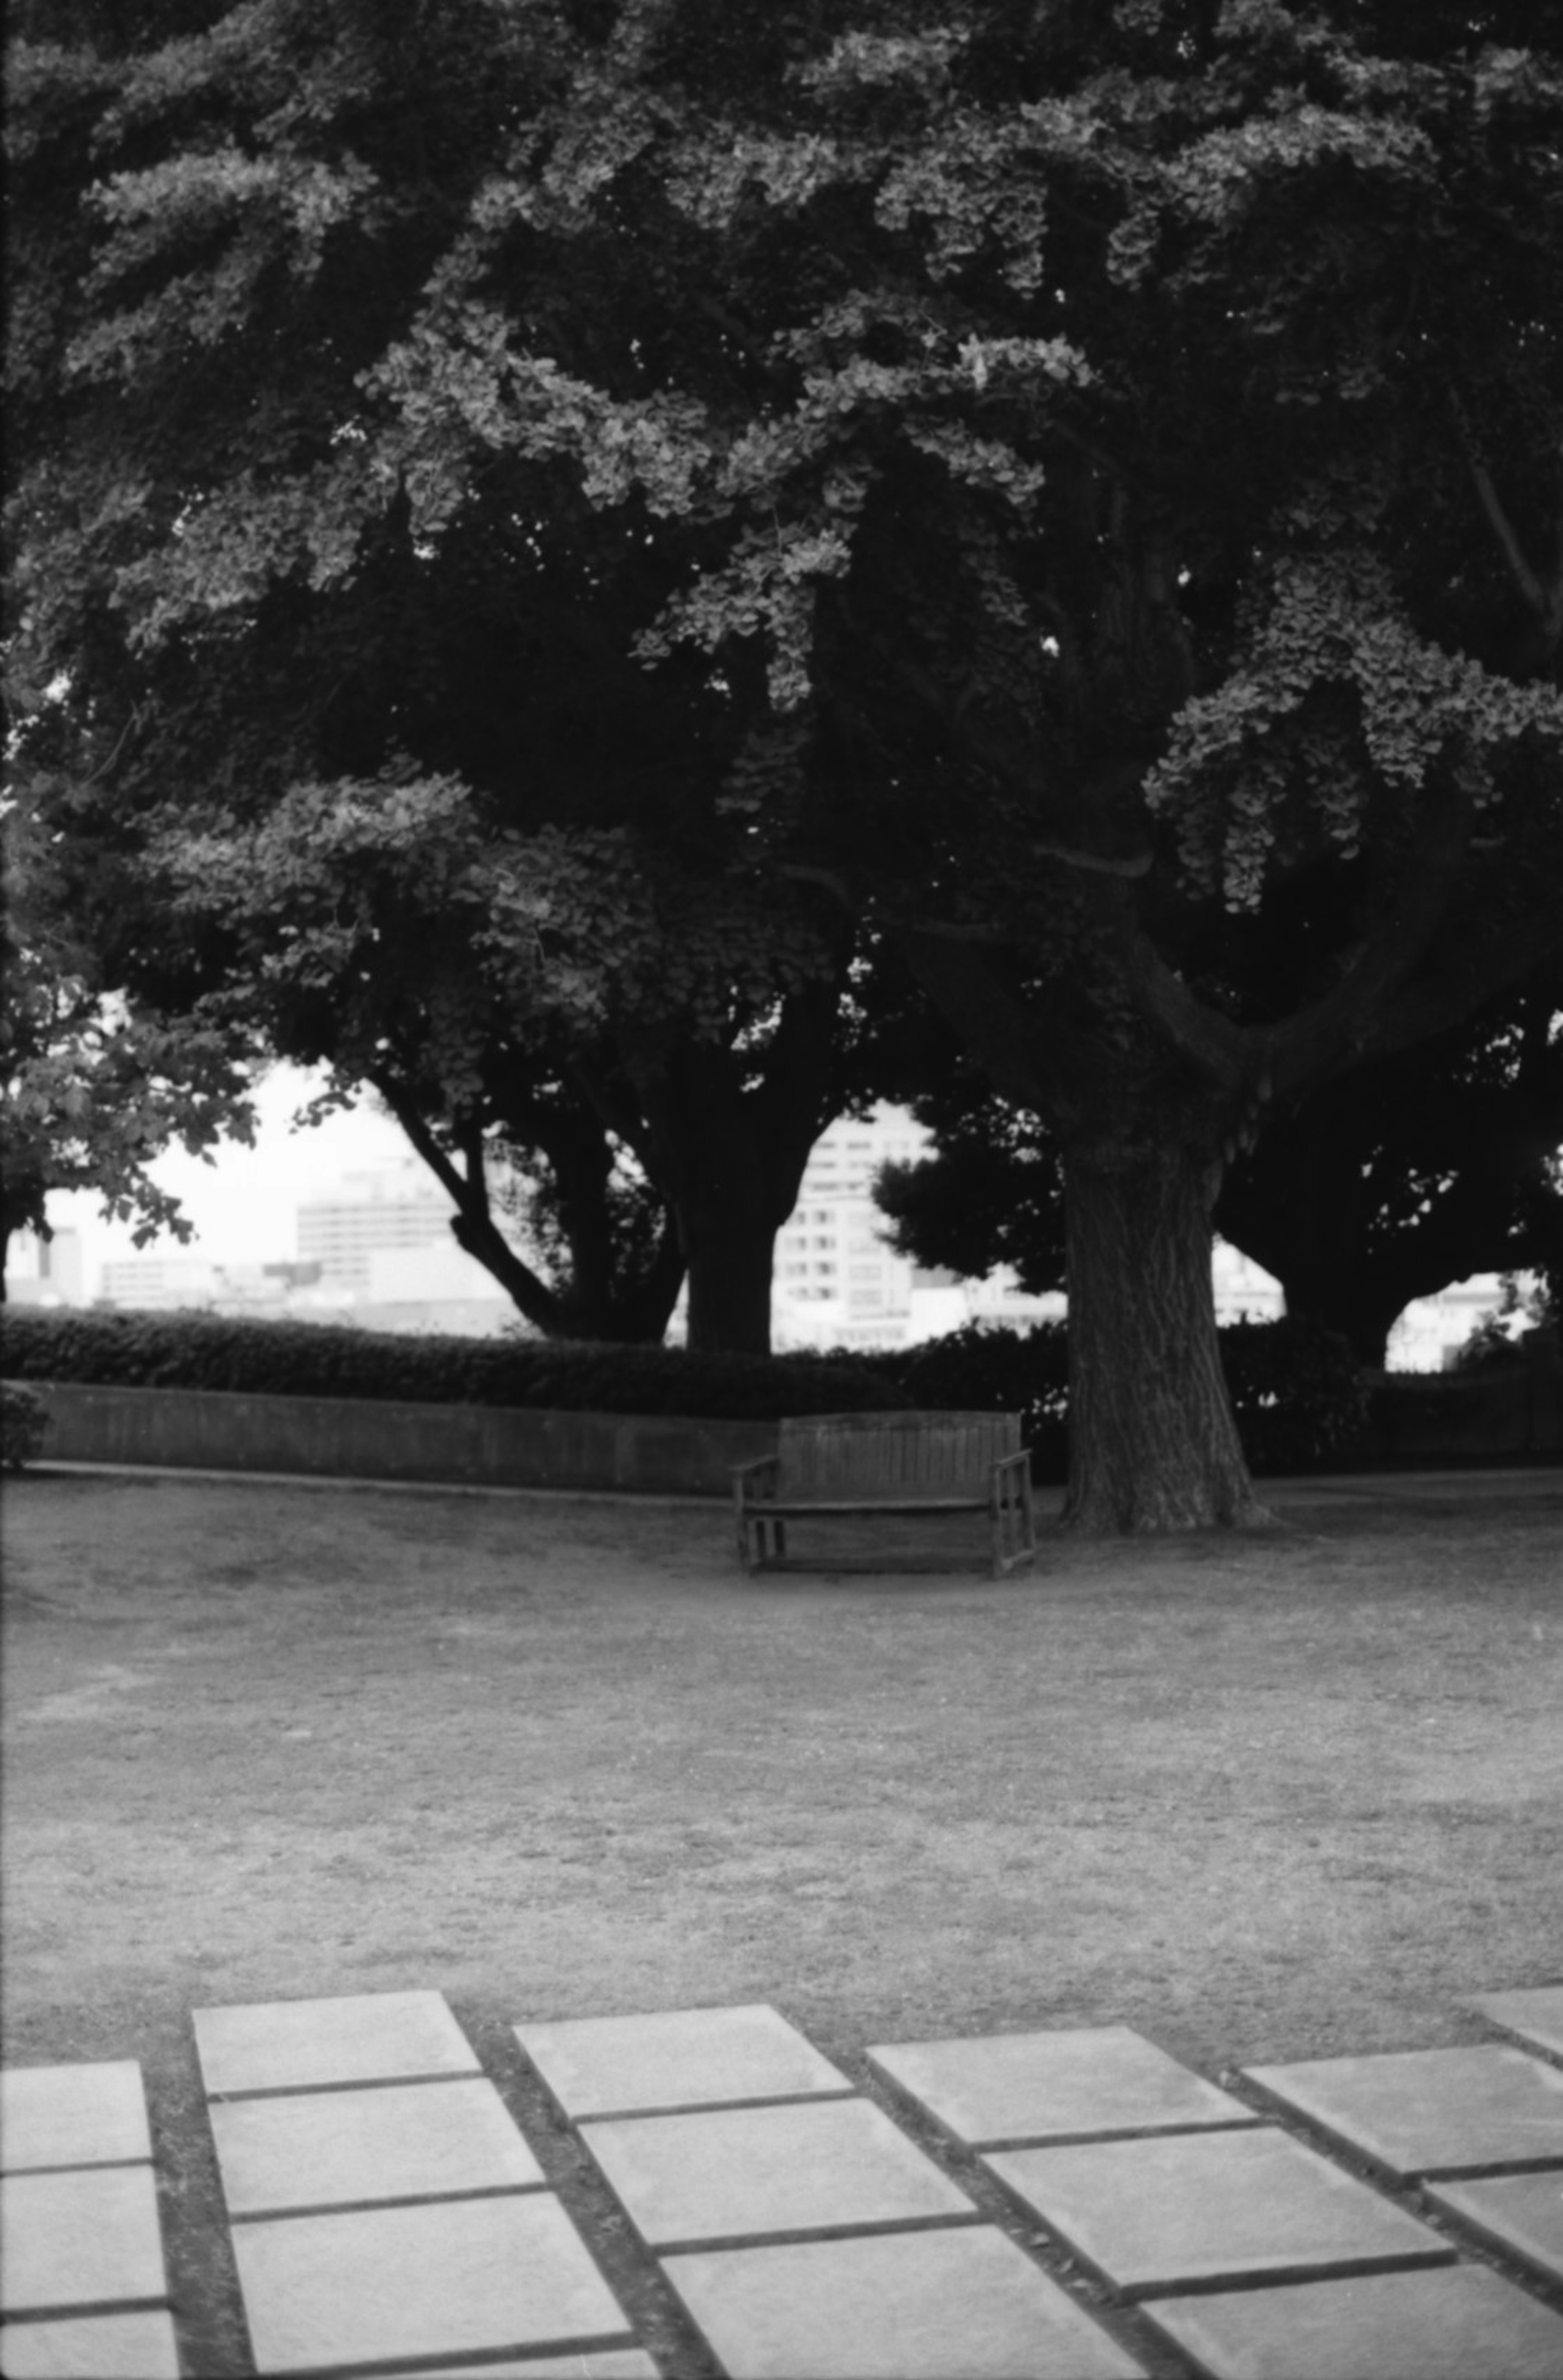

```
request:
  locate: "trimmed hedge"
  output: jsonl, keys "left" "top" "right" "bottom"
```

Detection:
{"left": 0, "top": 1307, "right": 1370, "bottom": 1471}
{"left": 1, "top": 1381, "right": 50, "bottom": 1470}
{"left": 0, "top": 1307, "right": 912, "bottom": 1423}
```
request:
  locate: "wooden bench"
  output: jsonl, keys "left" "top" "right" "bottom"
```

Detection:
{"left": 732, "top": 1410, "right": 1036, "bottom": 1577}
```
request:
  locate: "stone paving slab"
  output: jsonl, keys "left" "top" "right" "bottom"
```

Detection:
{"left": 0, "top": 2063, "right": 152, "bottom": 2174}
{"left": 230, "top": 2192, "right": 635, "bottom": 2375}
{"left": 1137, "top": 2261, "right": 1563, "bottom": 2380}
{"left": 209, "top": 2075, "right": 546, "bottom": 2216}
{"left": 867, "top": 2026, "right": 1259, "bottom": 2149}
{"left": 661, "top": 2226, "right": 1149, "bottom": 2380}
{"left": 983, "top": 2127, "right": 1451, "bottom": 2301}
{"left": 1467, "top": 1987, "right": 1563, "bottom": 2064}
{"left": 516, "top": 2003, "right": 851, "bottom": 2120}
{"left": 1244, "top": 2045, "right": 1563, "bottom": 2180}
{"left": 395, "top": 2354, "right": 661, "bottom": 2378}
{"left": 1424, "top": 2169, "right": 1563, "bottom": 2291}
{"left": 195, "top": 1989, "right": 480, "bottom": 2097}
{"left": 581, "top": 2096, "right": 978, "bottom": 2252}
{"left": 0, "top": 2166, "right": 169, "bottom": 2317}
{"left": 0, "top": 2309, "right": 182, "bottom": 2380}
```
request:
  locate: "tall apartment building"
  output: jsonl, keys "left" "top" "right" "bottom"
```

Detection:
{"left": 771, "top": 1106, "right": 928, "bottom": 1351}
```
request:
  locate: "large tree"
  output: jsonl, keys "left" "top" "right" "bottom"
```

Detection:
{"left": 9, "top": 2, "right": 1563, "bottom": 1517}
{"left": 5, "top": 1, "right": 856, "bottom": 1352}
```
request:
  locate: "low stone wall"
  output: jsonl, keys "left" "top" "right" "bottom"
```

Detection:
{"left": 16, "top": 1379, "right": 775, "bottom": 1497}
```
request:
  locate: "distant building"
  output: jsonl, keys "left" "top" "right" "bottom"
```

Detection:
{"left": 98, "top": 1253, "right": 220, "bottom": 1309}
{"left": 6, "top": 1228, "right": 85, "bottom": 1308}
{"left": 771, "top": 1107, "right": 931, "bottom": 1351}
{"left": 296, "top": 1164, "right": 455, "bottom": 1294}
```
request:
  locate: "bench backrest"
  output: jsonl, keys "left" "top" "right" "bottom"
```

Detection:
{"left": 777, "top": 1410, "right": 1022, "bottom": 1502}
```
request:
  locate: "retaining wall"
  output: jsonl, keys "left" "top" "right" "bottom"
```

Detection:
{"left": 17, "top": 1379, "right": 775, "bottom": 1497}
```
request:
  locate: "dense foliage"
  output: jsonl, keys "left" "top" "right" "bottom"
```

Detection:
{"left": 0, "top": 1306, "right": 911, "bottom": 1418}
{"left": 7, "top": 0, "right": 1561, "bottom": 1526}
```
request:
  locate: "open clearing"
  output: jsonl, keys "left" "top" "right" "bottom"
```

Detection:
{"left": 4, "top": 1466, "right": 1560, "bottom": 2376}
{"left": 5, "top": 1466, "right": 1560, "bottom": 2074}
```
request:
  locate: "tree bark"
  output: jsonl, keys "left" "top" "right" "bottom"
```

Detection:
{"left": 1062, "top": 1130, "right": 1273, "bottom": 1533}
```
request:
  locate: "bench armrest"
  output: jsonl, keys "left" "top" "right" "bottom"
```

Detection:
{"left": 991, "top": 1449, "right": 1031, "bottom": 1480}
{"left": 732, "top": 1456, "right": 781, "bottom": 1496}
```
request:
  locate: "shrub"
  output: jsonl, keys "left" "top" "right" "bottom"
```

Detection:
{"left": 1218, "top": 1317, "right": 1370, "bottom": 1473}
{"left": 868, "top": 1322, "right": 1072, "bottom": 1482}
{"left": 0, "top": 1381, "right": 50, "bottom": 1470}
{"left": 0, "top": 1307, "right": 911, "bottom": 1423}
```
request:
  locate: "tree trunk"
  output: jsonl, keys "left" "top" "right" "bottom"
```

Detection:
{"left": 1062, "top": 1132, "right": 1273, "bottom": 1533}
{"left": 683, "top": 1202, "right": 781, "bottom": 1355}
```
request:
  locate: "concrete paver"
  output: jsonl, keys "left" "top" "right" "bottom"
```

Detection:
{"left": 195, "top": 1989, "right": 480, "bottom": 2096}
{"left": 1467, "top": 1987, "right": 1563, "bottom": 2065}
{"left": 984, "top": 2127, "right": 1451, "bottom": 2300}
{"left": 517, "top": 2003, "right": 852, "bottom": 2120}
{"left": 867, "top": 2026, "right": 1259, "bottom": 2149}
{"left": 0, "top": 2310, "right": 182, "bottom": 2380}
{"left": 661, "top": 2226, "right": 1149, "bottom": 2380}
{"left": 582, "top": 2096, "right": 978, "bottom": 2252}
{"left": 209, "top": 2075, "right": 546, "bottom": 2216}
{"left": 0, "top": 2064, "right": 151, "bottom": 2174}
{"left": 230, "top": 2192, "right": 635, "bottom": 2376}
{"left": 1244, "top": 2045, "right": 1563, "bottom": 2180}
{"left": 1137, "top": 2261, "right": 1563, "bottom": 2380}
{"left": 1424, "top": 2170, "right": 1563, "bottom": 2291}
{"left": 0, "top": 2167, "right": 169, "bottom": 2316}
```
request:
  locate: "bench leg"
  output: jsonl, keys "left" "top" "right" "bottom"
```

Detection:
{"left": 992, "top": 1471, "right": 1038, "bottom": 1577}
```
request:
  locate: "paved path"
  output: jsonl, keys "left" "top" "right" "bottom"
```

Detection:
{"left": 2, "top": 1987, "right": 1560, "bottom": 2377}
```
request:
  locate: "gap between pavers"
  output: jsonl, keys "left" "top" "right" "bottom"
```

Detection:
{"left": 0, "top": 2308, "right": 182, "bottom": 2380}
{"left": 983, "top": 2126, "right": 1454, "bottom": 2302}
{"left": 515, "top": 2003, "right": 852, "bottom": 2123}
{"left": 1137, "top": 2261, "right": 1563, "bottom": 2380}
{"left": 1423, "top": 2170, "right": 1563, "bottom": 2293}
{"left": 661, "top": 2226, "right": 1149, "bottom": 2380}
{"left": 390, "top": 2356, "right": 660, "bottom": 2378}
{"left": 1465, "top": 1987, "right": 1563, "bottom": 2067}
{"left": 866, "top": 2025, "right": 1260, "bottom": 2150}
{"left": 1244, "top": 2046, "right": 1563, "bottom": 2182}
{"left": 0, "top": 2064, "right": 152, "bottom": 2175}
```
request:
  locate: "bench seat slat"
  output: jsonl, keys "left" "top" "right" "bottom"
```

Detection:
{"left": 752, "top": 1495, "right": 991, "bottom": 1516}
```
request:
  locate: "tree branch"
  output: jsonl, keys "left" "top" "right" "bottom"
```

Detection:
{"left": 862, "top": 634, "right": 1154, "bottom": 878}
{"left": 1267, "top": 769, "right": 1476, "bottom": 1096}
{"left": 900, "top": 934, "right": 1057, "bottom": 1115}
{"left": 369, "top": 1070, "right": 567, "bottom": 1331}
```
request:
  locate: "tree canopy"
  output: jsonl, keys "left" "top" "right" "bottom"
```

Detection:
{"left": 7, "top": 0, "right": 1562, "bottom": 1522}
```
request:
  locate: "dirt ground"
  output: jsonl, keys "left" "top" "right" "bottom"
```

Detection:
{"left": 3, "top": 1466, "right": 1561, "bottom": 2375}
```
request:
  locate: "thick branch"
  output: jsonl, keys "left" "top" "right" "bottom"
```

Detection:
{"left": 369, "top": 1071, "right": 567, "bottom": 1333}
{"left": 1467, "top": 451, "right": 1563, "bottom": 633}
{"left": 1107, "top": 886, "right": 1251, "bottom": 1097}
{"left": 866, "top": 636, "right": 1154, "bottom": 878}
{"left": 901, "top": 934, "right": 1056, "bottom": 1115}
{"left": 1267, "top": 771, "right": 1475, "bottom": 1096}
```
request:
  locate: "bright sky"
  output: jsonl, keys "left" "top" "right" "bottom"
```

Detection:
{"left": 44, "top": 1064, "right": 416, "bottom": 1283}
